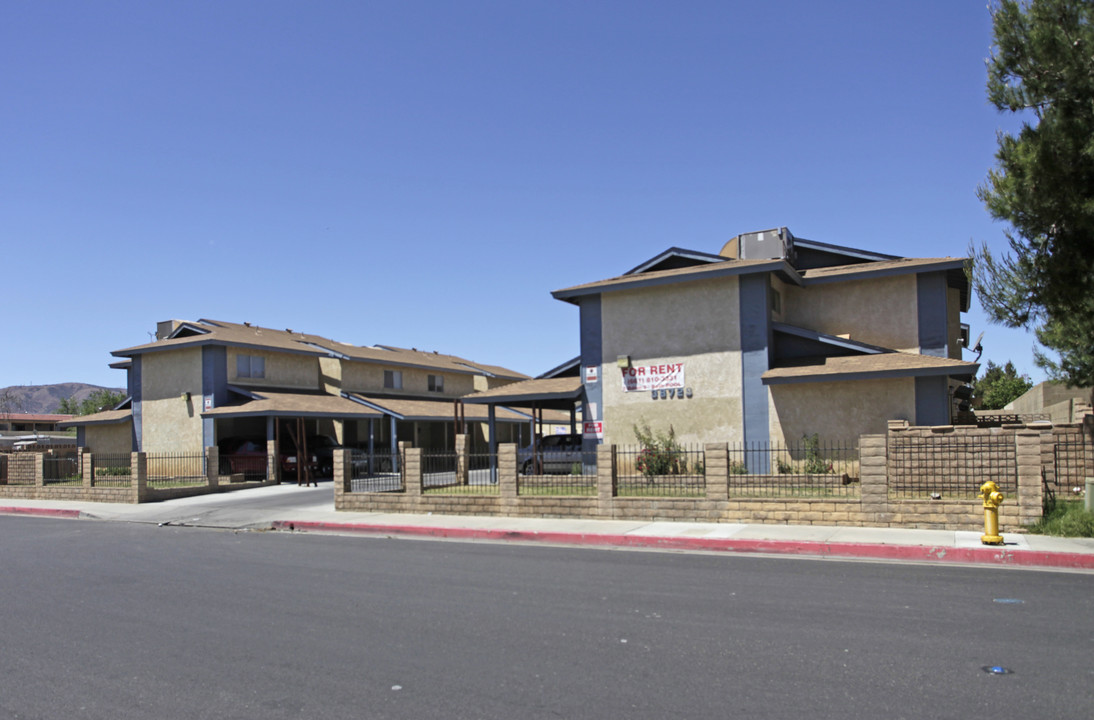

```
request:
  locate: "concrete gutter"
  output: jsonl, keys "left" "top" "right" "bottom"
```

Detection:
{"left": 269, "top": 519, "right": 1094, "bottom": 571}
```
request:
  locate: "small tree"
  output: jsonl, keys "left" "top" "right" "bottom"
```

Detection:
{"left": 57, "top": 389, "right": 126, "bottom": 417}
{"left": 973, "top": 360, "right": 1034, "bottom": 410}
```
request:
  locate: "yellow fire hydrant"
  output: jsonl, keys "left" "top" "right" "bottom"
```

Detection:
{"left": 979, "top": 480, "right": 1005, "bottom": 546}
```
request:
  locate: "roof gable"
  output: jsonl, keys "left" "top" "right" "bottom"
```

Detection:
{"left": 625, "top": 247, "right": 727, "bottom": 275}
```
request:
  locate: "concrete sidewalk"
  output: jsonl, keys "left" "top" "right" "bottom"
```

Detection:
{"left": 3, "top": 485, "right": 1094, "bottom": 571}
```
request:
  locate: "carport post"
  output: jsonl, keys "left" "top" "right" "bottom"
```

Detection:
{"left": 389, "top": 415, "right": 398, "bottom": 473}
{"left": 488, "top": 404, "right": 497, "bottom": 484}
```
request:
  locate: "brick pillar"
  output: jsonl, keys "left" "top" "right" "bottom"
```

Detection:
{"left": 81, "top": 449, "right": 93, "bottom": 488}
{"left": 597, "top": 444, "right": 615, "bottom": 513}
{"left": 704, "top": 443, "right": 728, "bottom": 501}
{"left": 1015, "top": 429, "right": 1044, "bottom": 527}
{"left": 455, "top": 433, "right": 470, "bottom": 485}
{"left": 858, "top": 434, "right": 888, "bottom": 524}
{"left": 333, "top": 448, "right": 351, "bottom": 504}
{"left": 267, "top": 439, "right": 279, "bottom": 484}
{"left": 404, "top": 446, "right": 422, "bottom": 496}
{"left": 33, "top": 453, "right": 44, "bottom": 488}
{"left": 132, "top": 452, "right": 147, "bottom": 503}
{"left": 205, "top": 446, "right": 220, "bottom": 488}
{"left": 498, "top": 443, "right": 517, "bottom": 500}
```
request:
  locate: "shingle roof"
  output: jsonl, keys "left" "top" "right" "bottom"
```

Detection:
{"left": 344, "top": 393, "right": 532, "bottom": 422}
{"left": 112, "top": 319, "right": 528, "bottom": 380}
{"left": 762, "top": 353, "right": 979, "bottom": 384}
{"left": 461, "top": 376, "right": 583, "bottom": 404}
{"left": 200, "top": 389, "right": 383, "bottom": 419}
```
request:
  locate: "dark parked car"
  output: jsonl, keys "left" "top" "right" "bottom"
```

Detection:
{"left": 217, "top": 438, "right": 268, "bottom": 479}
{"left": 218, "top": 434, "right": 341, "bottom": 479}
{"left": 519, "top": 434, "right": 587, "bottom": 475}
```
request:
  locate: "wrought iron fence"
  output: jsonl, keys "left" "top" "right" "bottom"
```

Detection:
{"left": 616, "top": 444, "right": 706, "bottom": 497}
{"left": 518, "top": 449, "right": 597, "bottom": 496}
{"left": 145, "top": 452, "right": 206, "bottom": 488}
{"left": 726, "top": 440, "right": 860, "bottom": 498}
{"left": 350, "top": 449, "right": 403, "bottom": 493}
{"left": 1045, "top": 431, "right": 1089, "bottom": 505}
{"left": 43, "top": 451, "right": 81, "bottom": 485}
{"left": 91, "top": 453, "right": 133, "bottom": 487}
{"left": 422, "top": 449, "right": 498, "bottom": 495}
{"left": 887, "top": 432, "right": 1016, "bottom": 499}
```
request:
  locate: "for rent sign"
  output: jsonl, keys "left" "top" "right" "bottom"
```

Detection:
{"left": 621, "top": 362, "right": 685, "bottom": 392}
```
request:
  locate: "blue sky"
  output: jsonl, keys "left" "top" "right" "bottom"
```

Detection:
{"left": 2, "top": 1, "right": 1043, "bottom": 390}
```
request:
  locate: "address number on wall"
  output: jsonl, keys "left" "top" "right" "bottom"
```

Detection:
{"left": 652, "top": 387, "right": 693, "bottom": 400}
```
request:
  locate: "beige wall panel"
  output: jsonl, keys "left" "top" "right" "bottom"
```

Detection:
{"left": 341, "top": 363, "right": 386, "bottom": 393}
{"left": 86, "top": 421, "right": 133, "bottom": 454}
{"left": 228, "top": 348, "right": 318, "bottom": 390}
{"left": 342, "top": 361, "right": 476, "bottom": 398}
{"left": 768, "top": 377, "right": 915, "bottom": 445}
{"left": 319, "top": 357, "right": 342, "bottom": 394}
{"left": 140, "top": 348, "right": 204, "bottom": 453}
{"left": 782, "top": 275, "right": 918, "bottom": 351}
{"left": 600, "top": 277, "right": 743, "bottom": 445}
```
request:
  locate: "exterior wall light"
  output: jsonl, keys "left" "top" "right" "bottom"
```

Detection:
{"left": 616, "top": 355, "right": 631, "bottom": 368}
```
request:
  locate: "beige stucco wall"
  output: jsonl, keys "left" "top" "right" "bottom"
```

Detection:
{"left": 86, "top": 421, "right": 133, "bottom": 454}
{"left": 341, "top": 361, "right": 476, "bottom": 398}
{"left": 782, "top": 275, "right": 918, "bottom": 351}
{"left": 599, "top": 276, "right": 744, "bottom": 445}
{"left": 769, "top": 377, "right": 915, "bottom": 445}
{"left": 228, "top": 348, "right": 318, "bottom": 390}
{"left": 141, "top": 348, "right": 204, "bottom": 453}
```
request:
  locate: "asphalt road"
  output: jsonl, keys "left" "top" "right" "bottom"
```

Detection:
{"left": 1, "top": 517, "right": 1092, "bottom": 720}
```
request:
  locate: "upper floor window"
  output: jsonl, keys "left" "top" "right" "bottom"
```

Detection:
{"left": 384, "top": 370, "right": 403, "bottom": 390}
{"left": 237, "top": 354, "right": 265, "bottom": 379}
{"left": 428, "top": 374, "right": 444, "bottom": 392}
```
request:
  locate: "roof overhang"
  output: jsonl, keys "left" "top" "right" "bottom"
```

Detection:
{"left": 763, "top": 354, "right": 980, "bottom": 385}
{"left": 552, "top": 259, "right": 800, "bottom": 304}
{"left": 799, "top": 258, "right": 968, "bottom": 286}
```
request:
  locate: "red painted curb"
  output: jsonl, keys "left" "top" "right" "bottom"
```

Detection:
{"left": 0, "top": 506, "right": 83, "bottom": 520}
{"left": 270, "top": 520, "right": 1094, "bottom": 570}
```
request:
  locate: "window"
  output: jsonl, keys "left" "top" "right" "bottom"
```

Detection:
{"left": 237, "top": 354, "right": 265, "bottom": 379}
{"left": 428, "top": 374, "right": 444, "bottom": 392}
{"left": 384, "top": 369, "right": 402, "bottom": 389}
{"left": 770, "top": 288, "right": 782, "bottom": 314}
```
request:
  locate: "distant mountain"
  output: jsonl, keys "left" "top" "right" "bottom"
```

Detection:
{"left": 0, "top": 383, "right": 127, "bottom": 415}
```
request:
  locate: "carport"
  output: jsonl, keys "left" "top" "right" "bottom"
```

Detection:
{"left": 201, "top": 387, "right": 384, "bottom": 483}
{"left": 341, "top": 392, "right": 535, "bottom": 451}
{"left": 460, "top": 376, "right": 587, "bottom": 480}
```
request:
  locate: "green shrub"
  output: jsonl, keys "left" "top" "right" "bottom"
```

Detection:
{"left": 632, "top": 423, "right": 697, "bottom": 477}
{"left": 1028, "top": 501, "right": 1094, "bottom": 538}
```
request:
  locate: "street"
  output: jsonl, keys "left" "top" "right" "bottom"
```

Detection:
{"left": 0, "top": 516, "right": 1091, "bottom": 719}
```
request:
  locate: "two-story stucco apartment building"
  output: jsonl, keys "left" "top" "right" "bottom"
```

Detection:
{"left": 466, "top": 227, "right": 979, "bottom": 455}
{"left": 65, "top": 319, "right": 532, "bottom": 461}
